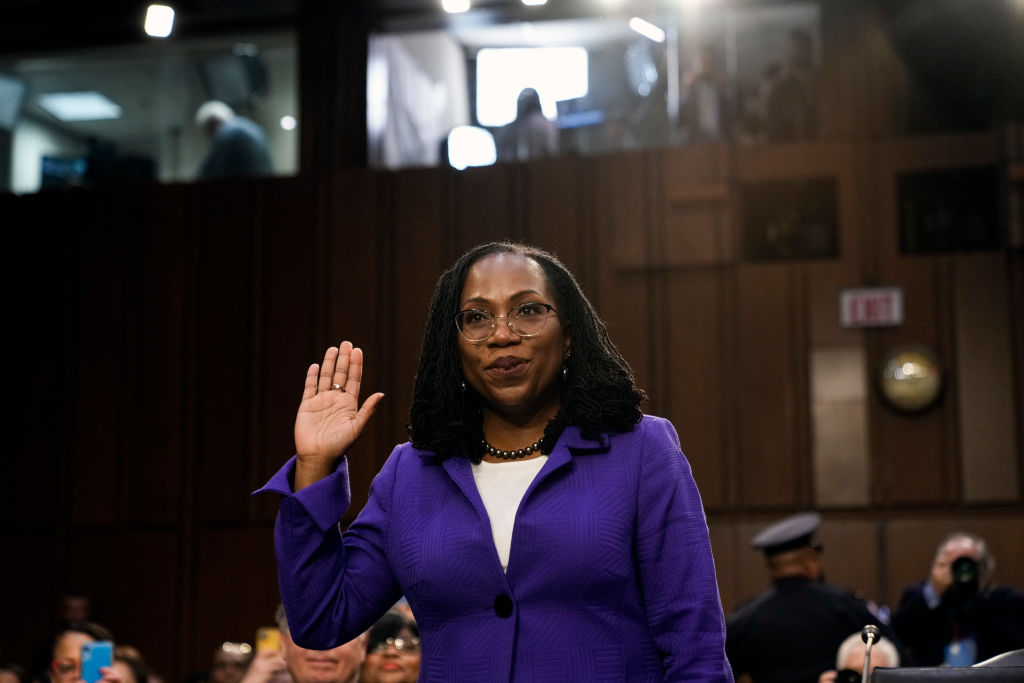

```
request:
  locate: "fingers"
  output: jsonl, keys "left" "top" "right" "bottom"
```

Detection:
{"left": 345, "top": 345, "right": 364, "bottom": 397}
{"left": 309, "top": 341, "right": 363, "bottom": 397}
{"left": 317, "top": 345, "right": 340, "bottom": 394}
{"left": 332, "top": 341, "right": 355, "bottom": 393}
{"left": 354, "top": 392, "right": 385, "bottom": 430}
{"left": 302, "top": 363, "right": 319, "bottom": 400}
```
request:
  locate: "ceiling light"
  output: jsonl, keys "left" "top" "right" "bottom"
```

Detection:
{"left": 144, "top": 4, "right": 175, "bottom": 38}
{"left": 280, "top": 115, "right": 297, "bottom": 131}
{"left": 37, "top": 92, "right": 123, "bottom": 122}
{"left": 442, "top": 0, "right": 470, "bottom": 13}
{"left": 629, "top": 17, "right": 665, "bottom": 43}
{"left": 522, "top": 0, "right": 547, "bottom": 5}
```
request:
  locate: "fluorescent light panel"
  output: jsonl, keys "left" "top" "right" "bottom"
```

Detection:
{"left": 37, "top": 91, "right": 123, "bottom": 121}
{"left": 442, "top": 0, "right": 470, "bottom": 12}
{"left": 144, "top": 4, "right": 175, "bottom": 38}
{"left": 629, "top": 17, "right": 666, "bottom": 43}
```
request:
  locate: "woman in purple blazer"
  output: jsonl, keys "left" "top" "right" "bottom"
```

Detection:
{"left": 258, "top": 242, "right": 733, "bottom": 682}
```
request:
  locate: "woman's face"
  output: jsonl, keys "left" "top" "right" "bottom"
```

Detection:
{"left": 361, "top": 628, "right": 420, "bottom": 683}
{"left": 51, "top": 632, "right": 94, "bottom": 683}
{"left": 456, "top": 253, "right": 570, "bottom": 426}
{"left": 209, "top": 648, "right": 249, "bottom": 683}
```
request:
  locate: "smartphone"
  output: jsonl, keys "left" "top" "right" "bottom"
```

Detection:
{"left": 256, "top": 627, "right": 281, "bottom": 653}
{"left": 81, "top": 641, "right": 112, "bottom": 683}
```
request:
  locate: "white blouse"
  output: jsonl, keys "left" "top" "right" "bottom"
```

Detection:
{"left": 471, "top": 456, "right": 548, "bottom": 572}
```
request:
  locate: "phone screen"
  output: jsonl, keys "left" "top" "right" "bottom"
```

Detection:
{"left": 81, "top": 641, "right": 113, "bottom": 683}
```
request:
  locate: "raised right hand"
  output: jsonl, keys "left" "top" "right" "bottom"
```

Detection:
{"left": 293, "top": 341, "right": 383, "bottom": 489}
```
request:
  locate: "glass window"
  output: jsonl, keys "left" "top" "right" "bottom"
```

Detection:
{"left": 1, "top": 30, "right": 297, "bottom": 194}
{"left": 367, "top": 3, "right": 823, "bottom": 170}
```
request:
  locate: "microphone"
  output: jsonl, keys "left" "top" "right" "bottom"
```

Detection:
{"left": 860, "top": 625, "right": 880, "bottom": 683}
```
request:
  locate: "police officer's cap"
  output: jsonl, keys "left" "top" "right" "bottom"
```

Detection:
{"left": 750, "top": 511, "right": 823, "bottom": 557}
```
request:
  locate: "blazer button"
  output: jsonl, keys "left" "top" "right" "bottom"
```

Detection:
{"left": 493, "top": 594, "right": 513, "bottom": 618}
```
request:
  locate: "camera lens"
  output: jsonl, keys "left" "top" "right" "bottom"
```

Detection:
{"left": 835, "top": 669, "right": 861, "bottom": 683}
{"left": 949, "top": 556, "right": 980, "bottom": 606}
{"left": 952, "top": 556, "right": 979, "bottom": 585}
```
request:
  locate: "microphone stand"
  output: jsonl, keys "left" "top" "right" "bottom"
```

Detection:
{"left": 861, "top": 625, "right": 880, "bottom": 683}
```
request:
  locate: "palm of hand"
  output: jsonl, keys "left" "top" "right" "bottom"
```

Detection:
{"left": 295, "top": 389, "right": 363, "bottom": 460}
{"left": 293, "top": 342, "right": 383, "bottom": 475}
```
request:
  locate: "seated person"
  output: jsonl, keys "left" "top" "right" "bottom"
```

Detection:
{"left": 44, "top": 622, "right": 124, "bottom": 683}
{"left": 818, "top": 631, "right": 901, "bottom": 683}
{"left": 209, "top": 643, "right": 253, "bottom": 683}
{"left": 360, "top": 612, "right": 419, "bottom": 683}
{"left": 239, "top": 603, "right": 365, "bottom": 683}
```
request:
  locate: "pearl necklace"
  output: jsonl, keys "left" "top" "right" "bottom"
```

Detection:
{"left": 480, "top": 435, "right": 547, "bottom": 460}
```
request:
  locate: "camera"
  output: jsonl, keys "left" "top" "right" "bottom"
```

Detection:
{"left": 949, "top": 555, "right": 980, "bottom": 604}
{"left": 835, "top": 668, "right": 861, "bottom": 683}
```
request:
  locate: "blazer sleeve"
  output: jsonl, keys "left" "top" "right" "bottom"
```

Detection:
{"left": 255, "top": 450, "right": 405, "bottom": 649}
{"left": 634, "top": 419, "right": 734, "bottom": 682}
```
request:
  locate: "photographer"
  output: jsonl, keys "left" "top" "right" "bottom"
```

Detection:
{"left": 891, "top": 532, "right": 1024, "bottom": 666}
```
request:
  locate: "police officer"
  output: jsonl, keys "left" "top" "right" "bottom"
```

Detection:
{"left": 725, "top": 512, "right": 892, "bottom": 683}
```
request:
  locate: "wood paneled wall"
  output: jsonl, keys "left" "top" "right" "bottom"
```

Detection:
{"left": 2, "top": 138, "right": 1022, "bottom": 680}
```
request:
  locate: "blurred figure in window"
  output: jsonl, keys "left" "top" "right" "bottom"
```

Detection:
{"left": 498, "top": 88, "right": 558, "bottom": 162}
{"left": 764, "top": 29, "right": 820, "bottom": 142}
{"left": 680, "top": 44, "right": 730, "bottom": 143}
{"left": 195, "top": 101, "right": 273, "bottom": 179}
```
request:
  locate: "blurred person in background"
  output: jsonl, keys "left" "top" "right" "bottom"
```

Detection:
{"left": 680, "top": 44, "right": 730, "bottom": 143}
{"left": 817, "top": 631, "right": 900, "bottom": 683}
{"left": 110, "top": 646, "right": 160, "bottom": 683}
{"left": 360, "top": 613, "right": 418, "bottom": 683}
{"left": 763, "top": 29, "right": 820, "bottom": 142}
{"left": 194, "top": 101, "right": 273, "bottom": 180}
{"left": 240, "top": 604, "right": 365, "bottom": 683}
{"left": 110, "top": 647, "right": 148, "bottom": 683}
{"left": 44, "top": 622, "right": 124, "bottom": 683}
{"left": 726, "top": 512, "right": 894, "bottom": 683}
{"left": 0, "top": 661, "right": 28, "bottom": 683}
{"left": 278, "top": 603, "right": 365, "bottom": 683}
{"left": 208, "top": 643, "right": 253, "bottom": 683}
{"left": 892, "top": 531, "right": 1024, "bottom": 666}
{"left": 498, "top": 88, "right": 558, "bottom": 162}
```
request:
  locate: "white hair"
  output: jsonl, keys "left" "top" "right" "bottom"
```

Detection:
{"left": 935, "top": 531, "right": 995, "bottom": 585}
{"left": 195, "top": 100, "right": 235, "bottom": 128}
{"left": 836, "top": 631, "right": 900, "bottom": 669}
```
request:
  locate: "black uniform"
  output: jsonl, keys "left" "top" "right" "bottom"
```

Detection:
{"left": 726, "top": 576, "right": 889, "bottom": 683}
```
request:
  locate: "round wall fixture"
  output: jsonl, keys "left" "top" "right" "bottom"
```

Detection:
{"left": 878, "top": 345, "right": 943, "bottom": 413}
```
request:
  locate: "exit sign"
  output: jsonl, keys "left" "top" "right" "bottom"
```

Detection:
{"left": 839, "top": 287, "right": 904, "bottom": 328}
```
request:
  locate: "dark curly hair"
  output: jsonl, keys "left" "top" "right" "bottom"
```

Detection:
{"left": 408, "top": 241, "right": 645, "bottom": 462}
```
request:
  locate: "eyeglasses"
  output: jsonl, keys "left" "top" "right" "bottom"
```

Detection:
{"left": 50, "top": 660, "right": 79, "bottom": 678}
{"left": 217, "top": 642, "right": 252, "bottom": 658}
{"left": 455, "top": 302, "right": 557, "bottom": 343}
{"left": 370, "top": 637, "right": 420, "bottom": 654}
